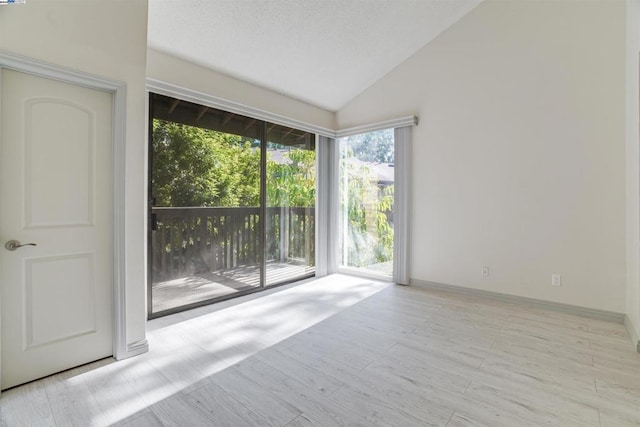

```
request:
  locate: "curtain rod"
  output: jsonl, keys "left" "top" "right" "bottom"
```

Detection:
{"left": 147, "top": 78, "right": 418, "bottom": 139}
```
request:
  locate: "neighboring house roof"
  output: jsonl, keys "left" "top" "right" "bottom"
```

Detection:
{"left": 345, "top": 157, "right": 394, "bottom": 184}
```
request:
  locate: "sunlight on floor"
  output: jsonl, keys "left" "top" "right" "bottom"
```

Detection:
{"left": 6, "top": 274, "right": 391, "bottom": 426}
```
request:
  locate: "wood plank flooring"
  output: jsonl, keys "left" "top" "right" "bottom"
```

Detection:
{"left": 1, "top": 274, "right": 639, "bottom": 426}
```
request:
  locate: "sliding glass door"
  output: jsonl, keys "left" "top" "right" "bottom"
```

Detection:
{"left": 266, "top": 125, "right": 316, "bottom": 286}
{"left": 148, "top": 93, "right": 315, "bottom": 317}
{"left": 338, "top": 129, "right": 395, "bottom": 277}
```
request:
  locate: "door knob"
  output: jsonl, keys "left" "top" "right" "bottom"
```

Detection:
{"left": 5, "top": 240, "right": 37, "bottom": 251}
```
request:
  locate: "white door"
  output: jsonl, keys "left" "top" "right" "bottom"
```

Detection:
{"left": 1, "top": 69, "right": 114, "bottom": 389}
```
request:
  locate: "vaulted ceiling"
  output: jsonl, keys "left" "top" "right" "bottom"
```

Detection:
{"left": 148, "top": 0, "right": 482, "bottom": 112}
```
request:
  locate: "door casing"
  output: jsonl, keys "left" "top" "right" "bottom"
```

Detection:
{"left": 0, "top": 50, "right": 135, "bottom": 391}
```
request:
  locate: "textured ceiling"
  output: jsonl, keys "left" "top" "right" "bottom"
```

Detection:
{"left": 148, "top": 0, "right": 482, "bottom": 111}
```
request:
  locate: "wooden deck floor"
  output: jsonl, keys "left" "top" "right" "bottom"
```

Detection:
{"left": 151, "top": 262, "right": 316, "bottom": 313}
{"left": 2, "top": 274, "right": 639, "bottom": 426}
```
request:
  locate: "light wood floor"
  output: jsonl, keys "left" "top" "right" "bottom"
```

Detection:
{"left": 2, "top": 274, "right": 639, "bottom": 426}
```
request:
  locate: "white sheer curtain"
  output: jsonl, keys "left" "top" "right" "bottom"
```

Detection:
{"left": 393, "top": 126, "right": 412, "bottom": 285}
{"left": 315, "top": 135, "right": 339, "bottom": 276}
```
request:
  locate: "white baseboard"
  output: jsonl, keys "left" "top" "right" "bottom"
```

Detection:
{"left": 410, "top": 278, "right": 626, "bottom": 324}
{"left": 118, "top": 339, "right": 149, "bottom": 360}
{"left": 624, "top": 315, "right": 640, "bottom": 353}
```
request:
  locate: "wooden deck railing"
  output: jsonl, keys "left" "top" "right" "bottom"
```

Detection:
{"left": 151, "top": 206, "right": 315, "bottom": 282}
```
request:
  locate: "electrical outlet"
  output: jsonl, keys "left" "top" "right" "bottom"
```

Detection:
{"left": 482, "top": 266, "right": 490, "bottom": 278}
{"left": 551, "top": 274, "right": 562, "bottom": 286}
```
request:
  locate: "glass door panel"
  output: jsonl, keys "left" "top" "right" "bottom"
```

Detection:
{"left": 265, "top": 124, "right": 316, "bottom": 286}
{"left": 149, "top": 94, "right": 262, "bottom": 317}
{"left": 339, "top": 129, "right": 394, "bottom": 276}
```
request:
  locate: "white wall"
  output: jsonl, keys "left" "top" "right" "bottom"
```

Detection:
{"left": 0, "top": 0, "right": 149, "bottom": 348}
{"left": 147, "top": 48, "right": 335, "bottom": 131}
{"left": 338, "top": 0, "right": 627, "bottom": 313}
{"left": 0, "top": 0, "right": 632, "bottom": 348}
{"left": 626, "top": 0, "right": 640, "bottom": 347}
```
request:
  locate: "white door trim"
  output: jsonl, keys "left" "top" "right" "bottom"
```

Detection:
{"left": 0, "top": 50, "right": 130, "bottom": 362}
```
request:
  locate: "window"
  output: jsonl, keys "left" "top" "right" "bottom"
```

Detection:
{"left": 148, "top": 93, "right": 316, "bottom": 317}
{"left": 338, "top": 128, "right": 395, "bottom": 277}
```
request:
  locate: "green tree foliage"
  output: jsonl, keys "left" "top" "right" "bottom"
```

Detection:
{"left": 266, "top": 148, "right": 315, "bottom": 207}
{"left": 152, "top": 120, "right": 260, "bottom": 207}
{"left": 374, "top": 185, "right": 394, "bottom": 263}
{"left": 341, "top": 158, "right": 394, "bottom": 270}
{"left": 153, "top": 120, "right": 317, "bottom": 208}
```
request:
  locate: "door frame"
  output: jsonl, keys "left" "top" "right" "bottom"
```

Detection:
{"left": 0, "top": 51, "right": 129, "bottom": 371}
